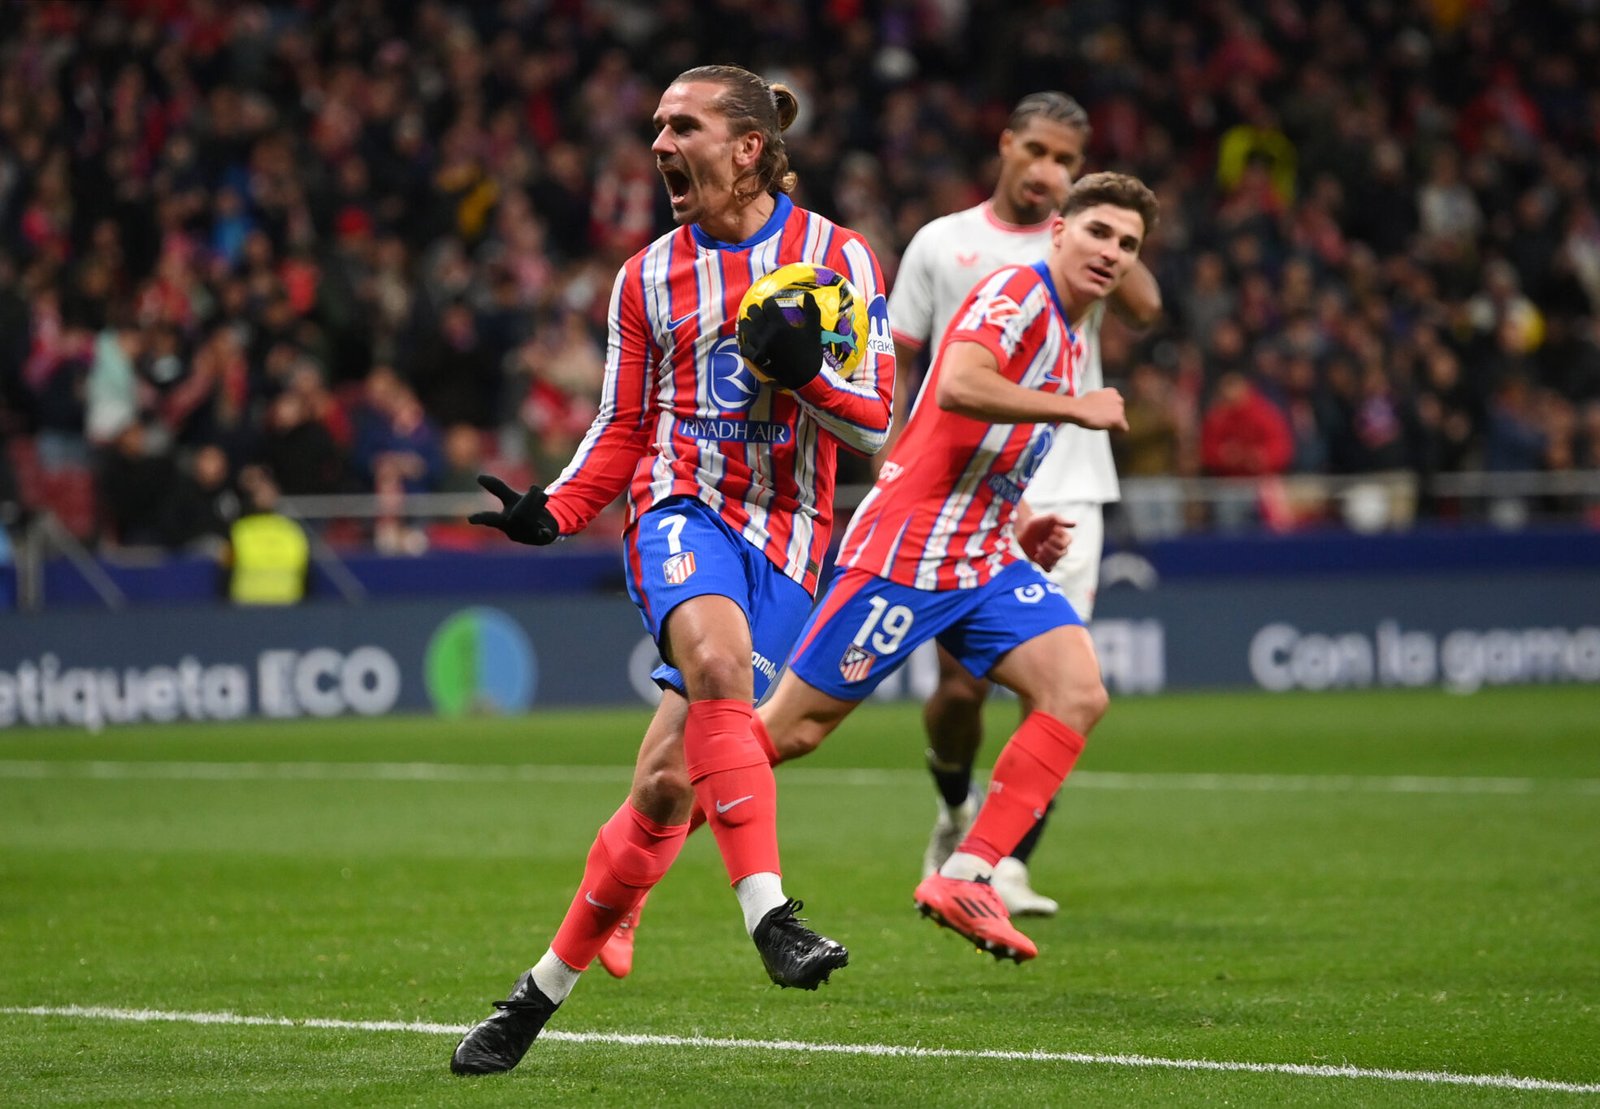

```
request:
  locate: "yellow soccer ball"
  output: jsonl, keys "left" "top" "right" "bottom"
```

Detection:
{"left": 737, "top": 262, "right": 869, "bottom": 382}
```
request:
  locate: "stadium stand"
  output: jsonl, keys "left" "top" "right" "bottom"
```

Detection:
{"left": 1, "top": 0, "right": 1597, "bottom": 567}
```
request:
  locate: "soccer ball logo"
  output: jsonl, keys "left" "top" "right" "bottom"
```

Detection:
{"left": 737, "top": 262, "right": 868, "bottom": 381}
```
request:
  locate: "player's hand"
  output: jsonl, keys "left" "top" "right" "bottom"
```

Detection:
{"left": 1074, "top": 387, "right": 1128, "bottom": 432}
{"left": 1018, "top": 511, "right": 1073, "bottom": 572}
{"left": 469, "top": 474, "right": 560, "bottom": 545}
{"left": 738, "top": 294, "right": 823, "bottom": 390}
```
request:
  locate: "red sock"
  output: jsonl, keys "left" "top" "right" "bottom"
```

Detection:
{"left": 961, "top": 711, "right": 1086, "bottom": 866}
{"left": 550, "top": 802, "right": 688, "bottom": 970}
{"left": 685, "top": 715, "right": 780, "bottom": 836}
{"left": 684, "top": 698, "right": 781, "bottom": 884}
{"left": 751, "top": 714, "right": 782, "bottom": 765}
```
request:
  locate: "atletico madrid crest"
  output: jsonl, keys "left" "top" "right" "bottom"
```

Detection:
{"left": 662, "top": 551, "right": 697, "bottom": 585}
{"left": 838, "top": 645, "right": 875, "bottom": 683}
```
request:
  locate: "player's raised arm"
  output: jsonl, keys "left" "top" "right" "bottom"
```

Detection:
{"left": 935, "top": 340, "right": 1127, "bottom": 430}
{"left": 783, "top": 298, "right": 893, "bottom": 455}
{"left": 741, "top": 242, "right": 895, "bottom": 455}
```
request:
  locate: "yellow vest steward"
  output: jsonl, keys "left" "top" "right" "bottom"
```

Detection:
{"left": 230, "top": 513, "right": 310, "bottom": 605}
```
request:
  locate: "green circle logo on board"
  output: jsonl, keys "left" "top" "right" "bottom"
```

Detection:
{"left": 425, "top": 607, "right": 537, "bottom": 717}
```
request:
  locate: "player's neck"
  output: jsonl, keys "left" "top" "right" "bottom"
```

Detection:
{"left": 1064, "top": 298, "right": 1099, "bottom": 327}
{"left": 698, "top": 193, "right": 777, "bottom": 245}
{"left": 1047, "top": 258, "right": 1100, "bottom": 325}
{"left": 986, "top": 195, "right": 1050, "bottom": 230}
{"left": 1066, "top": 277, "right": 1106, "bottom": 323}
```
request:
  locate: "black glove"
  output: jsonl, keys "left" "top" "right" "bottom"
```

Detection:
{"left": 738, "top": 293, "right": 824, "bottom": 390}
{"left": 469, "top": 474, "right": 560, "bottom": 545}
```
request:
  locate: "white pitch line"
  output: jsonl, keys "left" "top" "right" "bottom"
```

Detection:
{"left": 2, "top": 1005, "right": 1595, "bottom": 1095}
{"left": 1, "top": 760, "right": 1597, "bottom": 795}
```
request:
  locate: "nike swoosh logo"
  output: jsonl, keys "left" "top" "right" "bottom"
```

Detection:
{"left": 668, "top": 310, "right": 697, "bottom": 330}
{"left": 715, "top": 795, "right": 754, "bottom": 814}
{"left": 584, "top": 891, "right": 614, "bottom": 910}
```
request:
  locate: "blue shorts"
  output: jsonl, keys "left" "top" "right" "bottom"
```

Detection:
{"left": 625, "top": 497, "right": 813, "bottom": 702}
{"left": 786, "top": 561, "right": 1082, "bottom": 700}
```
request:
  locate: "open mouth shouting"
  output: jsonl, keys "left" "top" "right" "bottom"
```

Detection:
{"left": 658, "top": 160, "right": 693, "bottom": 210}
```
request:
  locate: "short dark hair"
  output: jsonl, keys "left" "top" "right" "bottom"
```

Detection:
{"left": 1062, "top": 171, "right": 1160, "bottom": 236}
{"left": 1007, "top": 91, "right": 1090, "bottom": 138}
{"left": 674, "top": 64, "right": 799, "bottom": 202}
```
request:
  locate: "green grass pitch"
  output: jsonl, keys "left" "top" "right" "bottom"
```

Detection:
{"left": 2, "top": 686, "right": 1597, "bottom": 1106}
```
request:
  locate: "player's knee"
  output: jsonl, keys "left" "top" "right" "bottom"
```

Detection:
{"left": 676, "top": 644, "right": 751, "bottom": 699}
{"left": 1037, "top": 674, "right": 1108, "bottom": 734}
{"left": 933, "top": 670, "right": 987, "bottom": 712}
{"left": 1073, "top": 677, "right": 1110, "bottom": 732}
{"left": 631, "top": 767, "right": 694, "bottom": 821}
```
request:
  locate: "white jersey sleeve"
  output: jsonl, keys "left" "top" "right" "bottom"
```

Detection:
{"left": 887, "top": 223, "right": 937, "bottom": 349}
{"left": 1025, "top": 300, "right": 1121, "bottom": 505}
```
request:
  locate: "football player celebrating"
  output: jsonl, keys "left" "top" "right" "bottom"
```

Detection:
{"left": 450, "top": 64, "right": 892, "bottom": 1076}
{"left": 758, "top": 173, "right": 1158, "bottom": 961}
{"left": 889, "top": 93, "right": 1162, "bottom": 917}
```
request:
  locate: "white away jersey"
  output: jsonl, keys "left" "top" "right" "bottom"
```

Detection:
{"left": 889, "top": 200, "right": 1119, "bottom": 504}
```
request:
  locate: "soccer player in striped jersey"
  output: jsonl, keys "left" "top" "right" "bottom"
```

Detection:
{"left": 889, "top": 93, "right": 1162, "bottom": 917}
{"left": 755, "top": 173, "right": 1158, "bottom": 962}
{"left": 452, "top": 64, "right": 893, "bottom": 1076}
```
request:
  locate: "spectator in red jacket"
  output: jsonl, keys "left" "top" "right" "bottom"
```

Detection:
{"left": 1200, "top": 371, "right": 1295, "bottom": 531}
{"left": 1201, "top": 371, "right": 1294, "bottom": 477}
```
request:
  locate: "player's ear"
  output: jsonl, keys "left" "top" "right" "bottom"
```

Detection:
{"left": 733, "top": 130, "right": 762, "bottom": 171}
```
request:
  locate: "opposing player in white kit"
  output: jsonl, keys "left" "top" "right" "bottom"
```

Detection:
{"left": 888, "top": 93, "right": 1162, "bottom": 916}
{"left": 760, "top": 173, "right": 1158, "bottom": 961}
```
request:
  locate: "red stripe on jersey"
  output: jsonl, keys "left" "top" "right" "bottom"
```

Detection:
{"left": 624, "top": 523, "right": 652, "bottom": 624}
{"left": 544, "top": 198, "right": 891, "bottom": 597}
{"left": 838, "top": 265, "right": 1078, "bottom": 591}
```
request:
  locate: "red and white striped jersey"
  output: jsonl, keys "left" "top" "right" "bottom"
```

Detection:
{"left": 544, "top": 193, "right": 894, "bottom": 594}
{"left": 838, "top": 261, "right": 1082, "bottom": 590}
{"left": 890, "top": 200, "right": 1119, "bottom": 506}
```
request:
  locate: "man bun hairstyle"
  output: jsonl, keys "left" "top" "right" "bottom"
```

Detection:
{"left": 1062, "top": 171, "right": 1160, "bottom": 236}
{"left": 675, "top": 64, "right": 799, "bottom": 202}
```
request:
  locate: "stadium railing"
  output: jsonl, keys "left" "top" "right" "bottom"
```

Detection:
{"left": 268, "top": 470, "right": 1600, "bottom": 536}
{"left": 6, "top": 470, "right": 1597, "bottom": 612}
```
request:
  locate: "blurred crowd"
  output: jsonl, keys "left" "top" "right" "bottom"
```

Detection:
{"left": 2, "top": 0, "right": 1598, "bottom": 555}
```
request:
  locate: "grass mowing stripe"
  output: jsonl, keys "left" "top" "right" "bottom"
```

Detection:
{"left": 4, "top": 1005, "right": 1596, "bottom": 1095}
{"left": 2, "top": 759, "right": 1597, "bottom": 795}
